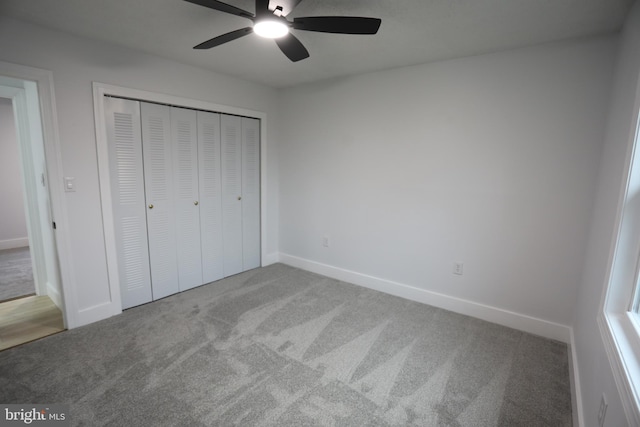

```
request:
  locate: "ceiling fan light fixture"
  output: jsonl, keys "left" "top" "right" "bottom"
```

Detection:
{"left": 185, "top": 0, "right": 382, "bottom": 62}
{"left": 253, "top": 19, "right": 289, "bottom": 38}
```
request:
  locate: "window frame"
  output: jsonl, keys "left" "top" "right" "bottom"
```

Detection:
{"left": 599, "top": 75, "right": 640, "bottom": 426}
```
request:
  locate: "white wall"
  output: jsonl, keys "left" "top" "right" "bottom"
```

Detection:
{"left": 0, "top": 16, "right": 280, "bottom": 326}
{"left": 572, "top": 2, "right": 640, "bottom": 426}
{"left": 0, "top": 97, "right": 28, "bottom": 247}
{"left": 279, "top": 36, "right": 616, "bottom": 334}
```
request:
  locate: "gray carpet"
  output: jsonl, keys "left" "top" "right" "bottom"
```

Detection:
{"left": 0, "top": 264, "right": 572, "bottom": 426}
{"left": 0, "top": 246, "right": 35, "bottom": 302}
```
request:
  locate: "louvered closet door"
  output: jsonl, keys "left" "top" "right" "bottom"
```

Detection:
{"left": 171, "top": 107, "right": 203, "bottom": 291}
{"left": 221, "top": 114, "right": 243, "bottom": 277}
{"left": 241, "top": 117, "right": 261, "bottom": 270}
{"left": 198, "top": 111, "right": 224, "bottom": 283}
{"left": 141, "top": 102, "right": 179, "bottom": 300}
{"left": 105, "top": 97, "right": 152, "bottom": 309}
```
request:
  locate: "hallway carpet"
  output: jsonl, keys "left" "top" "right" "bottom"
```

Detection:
{"left": 0, "top": 247, "right": 35, "bottom": 302}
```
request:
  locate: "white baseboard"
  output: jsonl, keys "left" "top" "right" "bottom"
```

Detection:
{"left": 0, "top": 237, "right": 29, "bottom": 250}
{"left": 262, "top": 252, "right": 280, "bottom": 266}
{"left": 74, "top": 301, "right": 120, "bottom": 329}
{"left": 568, "top": 329, "right": 585, "bottom": 426}
{"left": 278, "top": 253, "right": 571, "bottom": 343}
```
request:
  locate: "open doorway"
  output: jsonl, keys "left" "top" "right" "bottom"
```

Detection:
{"left": 0, "top": 97, "right": 35, "bottom": 302}
{"left": 0, "top": 77, "right": 65, "bottom": 350}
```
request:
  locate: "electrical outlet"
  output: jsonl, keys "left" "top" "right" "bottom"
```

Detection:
{"left": 453, "top": 262, "right": 464, "bottom": 275}
{"left": 322, "top": 236, "right": 330, "bottom": 247}
{"left": 598, "top": 394, "right": 608, "bottom": 427}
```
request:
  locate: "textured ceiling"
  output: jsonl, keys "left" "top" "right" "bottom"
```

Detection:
{"left": 0, "top": 0, "right": 634, "bottom": 88}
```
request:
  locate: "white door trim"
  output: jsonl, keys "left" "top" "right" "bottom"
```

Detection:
{"left": 0, "top": 61, "right": 76, "bottom": 328}
{"left": 93, "top": 82, "right": 268, "bottom": 314}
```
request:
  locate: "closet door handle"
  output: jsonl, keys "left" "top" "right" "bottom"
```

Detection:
{"left": 148, "top": 204, "right": 154, "bottom": 209}
{"left": 237, "top": 196, "right": 242, "bottom": 201}
{"left": 194, "top": 201, "right": 199, "bottom": 206}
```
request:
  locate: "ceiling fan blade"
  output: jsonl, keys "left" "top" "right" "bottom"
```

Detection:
{"left": 275, "top": 33, "right": 310, "bottom": 62}
{"left": 255, "top": 0, "right": 270, "bottom": 16}
{"left": 194, "top": 27, "right": 253, "bottom": 49}
{"left": 292, "top": 16, "right": 381, "bottom": 34}
{"left": 184, "top": 0, "right": 254, "bottom": 20}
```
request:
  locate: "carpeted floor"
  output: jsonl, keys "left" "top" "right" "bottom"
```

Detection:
{"left": 0, "top": 264, "right": 572, "bottom": 426}
{"left": 0, "top": 246, "right": 36, "bottom": 302}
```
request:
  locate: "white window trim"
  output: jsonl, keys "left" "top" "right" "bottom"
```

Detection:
{"left": 599, "top": 313, "right": 640, "bottom": 424}
{"left": 599, "top": 70, "right": 640, "bottom": 426}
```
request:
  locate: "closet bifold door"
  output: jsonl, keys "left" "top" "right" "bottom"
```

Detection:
{"left": 241, "top": 117, "right": 261, "bottom": 270}
{"left": 141, "top": 102, "right": 179, "bottom": 300}
{"left": 171, "top": 107, "right": 203, "bottom": 291}
{"left": 221, "top": 114, "right": 243, "bottom": 277}
{"left": 198, "top": 111, "right": 224, "bottom": 283}
{"left": 105, "top": 97, "right": 153, "bottom": 309}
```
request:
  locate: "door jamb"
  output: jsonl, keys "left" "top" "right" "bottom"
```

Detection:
{"left": 0, "top": 61, "right": 76, "bottom": 328}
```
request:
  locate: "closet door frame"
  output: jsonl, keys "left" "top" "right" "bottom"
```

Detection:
{"left": 94, "top": 82, "right": 267, "bottom": 316}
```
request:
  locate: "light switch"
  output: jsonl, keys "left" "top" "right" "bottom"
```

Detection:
{"left": 64, "top": 177, "right": 76, "bottom": 192}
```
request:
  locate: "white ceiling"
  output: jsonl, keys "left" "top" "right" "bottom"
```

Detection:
{"left": 0, "top": 0, "right": 634, "bottom": 88}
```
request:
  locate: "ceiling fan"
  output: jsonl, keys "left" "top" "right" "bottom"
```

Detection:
{"left": 184, "top": 0, "right": 382, "bottom": 62}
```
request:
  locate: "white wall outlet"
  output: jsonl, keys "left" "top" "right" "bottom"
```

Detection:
{"left": 322, "top": 236, "right": 330, "bottom": 247}
{"left": 453, "top": 262, "right": 464, "bottom": 275}
{"left": 598, "top": 394, "right": 608, "bottom": 427}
